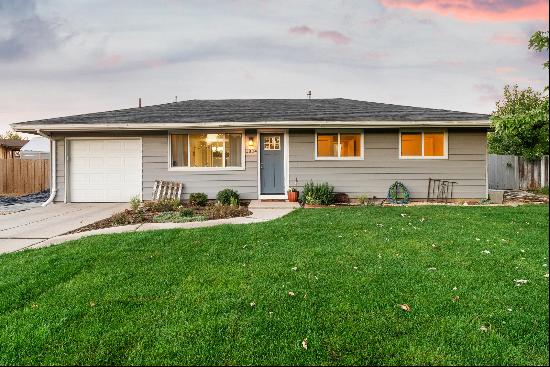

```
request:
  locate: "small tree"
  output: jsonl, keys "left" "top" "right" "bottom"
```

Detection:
{"left": 0, "top": 130, "right": 23, "bottom": 140}
{"left": 488, "top": 85, "right": 549, "bottom": 160}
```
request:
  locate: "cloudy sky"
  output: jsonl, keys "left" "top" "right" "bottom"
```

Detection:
{"left": 1, "top": 0, "right": 548, "bottom": 133}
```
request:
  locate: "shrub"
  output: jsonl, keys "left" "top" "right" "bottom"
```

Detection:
{"left": 178, "top": 208, "right": 195, "bottom": 217}
{"left": 144, "top": 198, "right": 181, "bottom": 212}
{"left": 203, "top": 203, "right": 250, "bottom": 220}
{"left": 129, "top": 195, "right": 141, "bottom": 211}
{"left": 189, "top": 192, "right": 208, "bottom": 206}
{"left": 300, "top": 181, "right": 335, "bottom": 205}
{"left": 357, "top": 194, "right": 369, "bottom": 205}
{"left": 216, "top": 189, "right": 240, "bottom": 206}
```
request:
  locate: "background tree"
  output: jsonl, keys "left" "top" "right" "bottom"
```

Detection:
{"left": 488, "top": 85, "right": 549, "bottom": 160}
{"left": 0, "top": 130, "right": 23, "bottom": 140}
{"left": 488, "top": 30, "right": 549, "bottom": 160}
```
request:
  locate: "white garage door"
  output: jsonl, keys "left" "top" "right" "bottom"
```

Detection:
{"left": 69, "top": 139, "right": 141, "bottom": 202}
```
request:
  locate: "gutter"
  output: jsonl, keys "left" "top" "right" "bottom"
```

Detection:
{"left": 35, "top": 129, "right": 56, "bottom": 206}
{"left": 11, "top": 119, "right": 492, "bottom": 133}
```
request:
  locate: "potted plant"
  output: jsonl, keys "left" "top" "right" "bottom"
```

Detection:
{"left": 287, "top": 187, "right": 299, "bottom": 202}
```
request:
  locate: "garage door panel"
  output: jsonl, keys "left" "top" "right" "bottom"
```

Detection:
{"left": 69, "top": 139, "right": 141, "bottom": 202}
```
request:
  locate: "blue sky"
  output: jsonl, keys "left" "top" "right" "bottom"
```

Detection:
{"left": 1, "top": 0, "right": 548, "bottom": 132}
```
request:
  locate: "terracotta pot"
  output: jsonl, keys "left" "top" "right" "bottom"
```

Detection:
{"left": 287, "top": 191, "right": 299, "bottom": 202}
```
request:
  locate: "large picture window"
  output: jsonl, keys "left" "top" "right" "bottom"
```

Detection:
{"left": 316, "top": 131, "right": 363, "bottom": 160}
{"left": 170, "top": 133, "right": 243, "bottom": 169}
{"left": 399, "top": 130, "right": 447, "bottom": 159}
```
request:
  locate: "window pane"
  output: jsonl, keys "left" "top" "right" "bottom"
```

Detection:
{"left": 340, "top": 134, "right": 361, "bottom": 157}
{"left": 317, "top": 134, "right": 338, "bottom": 157}
{"left": 171, "top": 134, "right": 188, "bottom": 167}
{"left": 424, "top": 132, "right": 444, "bottom": 156}
{"left": 190, "top": 134, "right": 224, "bottom": 167}
{"left": 225, "top": 133, "right": 242, "bottom": 167}
{"left": 401, "top": 132, "right": 422, "bottom": 156}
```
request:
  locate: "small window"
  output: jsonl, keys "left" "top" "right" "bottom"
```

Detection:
{"left": 170, "top": 133, "right": 243, "bottom": 168}
{"left": 400, "top": 130, "right": 446, "bottom": 159}
{"left": 316, "top": 131, "right": 363, "bottom": 160}
{"left": 264, "top": 136, "right": 281, "bottom": 150}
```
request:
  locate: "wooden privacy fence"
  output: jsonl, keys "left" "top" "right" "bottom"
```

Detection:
{"left": 488, "top": 154, "right": 549, "bottom": 190}
{"left": 0, "top": 159, "right": 50, "bottom": 195}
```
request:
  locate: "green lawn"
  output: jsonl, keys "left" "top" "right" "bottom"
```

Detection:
{"left": 0, "top": 205, "right": 548, "bottom": 365}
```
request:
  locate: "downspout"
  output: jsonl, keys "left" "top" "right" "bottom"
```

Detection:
{"left": 35, "top": 129, "right": 56, "bottom": 206}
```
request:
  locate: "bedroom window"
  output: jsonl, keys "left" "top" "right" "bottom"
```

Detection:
{"left": 399, "top": 130, "right": 447, "bottom": 159}
{"left": 316, "top": 131, "right": 363, "bottom": 160}
{"left": 170, "top": 133, "right": 243, "bottom": 169}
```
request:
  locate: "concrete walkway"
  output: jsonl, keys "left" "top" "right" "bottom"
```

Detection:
{"left": 29, "top": 207, "right": 294, "bottom": 251}
{"left": 0, "top": 203, "right": 128, "bottom": 254}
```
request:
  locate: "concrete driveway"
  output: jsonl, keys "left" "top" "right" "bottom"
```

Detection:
{"left": 0, "top": 203, "right": 128, "bottom": 254}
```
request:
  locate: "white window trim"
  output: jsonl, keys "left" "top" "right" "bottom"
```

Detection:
{"left": 167, "top": 130, "right": 246, "bottom": 171}
{"left": 398, "top": 129, "right": 448, "bottom": 160}
{"left": 314, "top": 129, "right": 364, "bottom": 160}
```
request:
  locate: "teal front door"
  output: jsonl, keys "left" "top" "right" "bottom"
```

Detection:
{"left": 260, "top": 133, "right": 285, "bottom": 195}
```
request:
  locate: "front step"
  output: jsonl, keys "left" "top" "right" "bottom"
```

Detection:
{"left": 248, "top": 200, "right": 301, "bottom": 209}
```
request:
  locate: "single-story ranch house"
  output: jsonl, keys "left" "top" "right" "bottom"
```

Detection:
{"left": 12, "top": 99, "right": 490, "bottom": 203}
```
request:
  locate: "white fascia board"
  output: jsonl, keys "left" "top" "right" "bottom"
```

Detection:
{"left": 11, "top": 119, "right": 491, "bottom": 132}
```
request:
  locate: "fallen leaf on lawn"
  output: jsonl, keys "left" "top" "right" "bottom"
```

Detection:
{"left": 302, "top": 338, "right": 308, "bottom": 350}
{"left": 452, "top": 296, "right": 460, "bottom": 302}
{"left": 31, "top": 304, "right": 38, "bottom": 309}
{"left": 288, "top": 291, "right": 295, "bottom": 297}
{"left": 250, "top": 301, "right": 256, "bottom": 307}
{"left": 514, "top": 279, "right": 529, "bottom": 286}
{"left": 544, "top": 273, "right": 549, "bottom": 278}
{"left": 399, "top": 304, "right": 411, "bottom": 312}
{"left": 90, "top": 302, "right": 96, "bottom": 307}
{"left": 480, "top": 324, "right": 490, "bottom": 332}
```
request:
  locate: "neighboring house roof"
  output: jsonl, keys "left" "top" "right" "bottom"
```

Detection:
{"left": 0, "top": 139, "right": 28, "bottom": 150}
{"left": 20, "top": 137, "right": 50, "bottom": 152}
{"left": 11, "top": 98, "right": 490, "bottom": 132}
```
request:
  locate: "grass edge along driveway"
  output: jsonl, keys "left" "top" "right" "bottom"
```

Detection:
{"left": 0, "top": 205, "right": 548, "bottom": 365}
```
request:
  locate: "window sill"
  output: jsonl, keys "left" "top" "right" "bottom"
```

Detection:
{"left": 399, "top": 156, "right": 448, "bottom": 160}
{"left": 168, "top": 166, "right": 246, "bottom": 172}
{"left": 315, "top": 157, "right": 364, "bottom": 161}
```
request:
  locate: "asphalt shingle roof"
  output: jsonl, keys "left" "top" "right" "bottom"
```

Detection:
{"left": 0, "top": 139, "right": 28, "bottom": 149}
{"left": 13, "top": 99, "right": 489, "bottom": 126}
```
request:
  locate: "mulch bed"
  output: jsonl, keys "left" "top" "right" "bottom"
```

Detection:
{"left": 65, "top": 202, "right": 251, "bottom": 235}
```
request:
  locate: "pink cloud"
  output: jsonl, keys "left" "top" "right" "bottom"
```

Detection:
{"left": 98, "top": 54, "right": 122, "bottom": 68}
{"left": 288, "top": 26, "right": 351, "bottom": 45}
{"left": 289, "top": 25, "right": 315, "bottom": 35}
{"left": 495, "top": 66, "right": 516, "bottom": 74}
{"left": 317, "top": 30, "right": 351, "bottom": 45}
{"left": 380, "top": 0, "right": 549, "bottom": 22}
{"left": 490, "top": 33, "right": 525, "bottom": 45}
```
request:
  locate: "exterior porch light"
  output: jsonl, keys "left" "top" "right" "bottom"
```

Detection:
{"left": 246, "top": 136, "right": 257, "bottom": 153}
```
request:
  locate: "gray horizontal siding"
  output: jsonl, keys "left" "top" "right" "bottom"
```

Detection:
{"left": 54, "top": 139, "right": 65, "bottom": 202}
{"left": 52, "top": 128, "right": 486, "bottom": 202}
{"left": 289, "top": 129, "right": 487, "bottom": 199}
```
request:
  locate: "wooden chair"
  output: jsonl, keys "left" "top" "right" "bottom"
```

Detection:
{"left": 152, "top": 180, "right": 183, "bottom": 200}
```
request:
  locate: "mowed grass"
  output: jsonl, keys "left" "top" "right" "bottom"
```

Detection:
{"left": 0, "top": 205, "right": 548, "bottom": 365}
